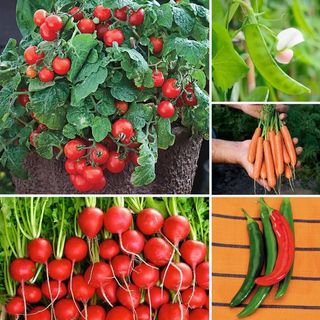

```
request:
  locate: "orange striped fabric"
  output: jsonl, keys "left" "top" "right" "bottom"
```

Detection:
{"left": 212, "top": 197, "right": 320, "bottom": 320}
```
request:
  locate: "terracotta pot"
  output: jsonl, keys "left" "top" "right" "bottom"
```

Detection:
{"left": 13, "top": 127, "right": 203, "bottom": 194}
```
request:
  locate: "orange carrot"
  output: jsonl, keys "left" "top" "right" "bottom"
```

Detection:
{"left": 263, "top": 139, "right": 276, "bottom": 189}
{"left": 247, "top": 127, "right": 262, "bottom": 163}
{"left": 275, "top": 131, "right": 284, "bottom": 176}
{"left": 285, "top": 165, "right": 293, "bottom": 180}
{"left": 260, "top": 161, "right": 267, "bottom": 180}
{"left": 252, "top": 137, "right": 263, "bottom": 180}
{"left": 283, "top": 141, "right": 290, "bottom": 165}
{"left": 281, "top": 125, "right": 297, "bottom": 167}
{"left": 267, "top": 130, "right": 276, "bottom": 166}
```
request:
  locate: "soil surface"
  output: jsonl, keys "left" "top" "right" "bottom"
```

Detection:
{"left": 212, "top": 164, "right": 315, "bottom": 195}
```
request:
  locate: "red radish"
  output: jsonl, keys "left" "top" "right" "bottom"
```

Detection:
{"left": 190, "top": 308, "right": 209, "bottom": 320}
{"left": 64, "top": 237, "right": 88, "bottom": 262}
{"left": 162, "top": 216, "right": 190, "bottom": 245}
{"left": 136, "top": 304, "right": 151, "bottom": 320}
{"left": 27, "top": 238, "right": 52, "bottom": 264}
{"left": 17, "top": 284, "right": 42, "bottom": 303}
{"left": 41, "top": 280, "right": 67, "bottom": 300}
{"left": 111, "top": 255, "right": 133, "bottom": 279}
{"left": 136, "top": 208, "right": 164, "bottom": 235}
{"left": 181, "top": 286, "right": 207, "bottom": 309}
{"left": 180, "top": 240, "right": 207, "bottom": 269}
{"left": 145, "top": 287, "right": 170, "bottom": 310}
{"left": 121, "top": 230, "right": 145, "bottom": 254}
{"left": 80, "top": 305, "right": 106, "bottom": 320}
{"left": 158, "top": 304, "right": 189, "bottom": 320}
{"left": 54, "top": 299, "right": 79, "bottom": 320}
{"left": 99, "top": 239, "right": 120, "bottom": 260}
{"left": 10, "top": 258, "right": 36, "bottom": 282}
{"left": 106, "top": 306, "right": 133, "bottom": 320}
{"left": 117, "top": 283, "right": 141, "bottom": 310}
{"left": 104, "top": 206, "right": 133, "bottom": 234}
{"left": 5, "top": 296, "right": 24, "bottom": 316}
{"left": 132, "top": 263, "right": 159, "bottom": 289}
{"left": 143, "top": 238, "right": 173, "bottom": 267}
{"left": 27, "top": 306, "right": 51, "bottom": 320}
{"left": 69, "top": 275, "right": 95, "bottom": 302}
{"left": 10, "top": 258, "right": 36, "bottom": 319}
{"left": 195, "top": 262, "right": 209, "bottom": 290}
{"left": 48, "top": 259, "right": 72, "bottom": 281}
{"left": 78, "top": 207, "right": 104, "bottom": 239}
{"left": 84, "top": 262, "right": 112, "bottom": 288}
{"left": 161, "top": 262, "right": 192, "bottom": 291}
{"left": 96, "top": 279, "right": 118, "bottom": 305}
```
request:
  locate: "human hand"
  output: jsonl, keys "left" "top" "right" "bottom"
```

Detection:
{"left": 238, "top": 138, "right": 302, "bottom": 190}
{"left": 239, "top": 104, "right": 289, "bottom": 120}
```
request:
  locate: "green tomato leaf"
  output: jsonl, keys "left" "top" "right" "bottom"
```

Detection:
{"left": 1, "top": 145, "right": 28, "bottom": 179}
{"left": 124, "top": 103, "right": 154, "bottom": 129}
{"left": 110, "top": 79, "right": 138, "bottom": 102}
{"left": 157, "top": 118, "right": 175, "bottom": 150}
{"left": 67, "top": 105, "right": 94, "bottom": 130}
{"left": 172, "top": 6, "right": 195, "bottom": 35}
{"left": 156, "top": 4, "right": 173, "bottom": 29}
{"left": 91, "top": 116, "right": 111, "bottom": 142}
{"left": 34, "top": 131, "right": 65, "bottom": 159}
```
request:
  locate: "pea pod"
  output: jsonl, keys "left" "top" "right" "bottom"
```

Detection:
{"left": 230, "top": 209, "right": 264, "bottom": 307}
{"left": 244, "top": 23, "right": 311, "bottom": 95}
{"left": 276, "top": 198, "right": 294, "bottom": 299}
{"left": 238, "top": 199, "right": 277, "bottom": 318}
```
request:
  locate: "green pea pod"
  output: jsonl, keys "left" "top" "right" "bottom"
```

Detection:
{"left": 276, "top": 198, "right": 294, "bottom": 299}
{"left": 238, "top": 199, "right": 277, "bottom": 318}
{"left": 244, "top": 23, "right": 311, "bottom": 95}
{"left": 230, "top": 210, "right": 264, "bottom": 307}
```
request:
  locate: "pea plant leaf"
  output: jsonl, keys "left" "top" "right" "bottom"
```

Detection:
{"left": 212, "top": 23, "right": 249, "bottom": 91}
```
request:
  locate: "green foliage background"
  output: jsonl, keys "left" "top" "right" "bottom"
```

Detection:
{"left": 213, "top": 105, "right": 320, "bottom": 192}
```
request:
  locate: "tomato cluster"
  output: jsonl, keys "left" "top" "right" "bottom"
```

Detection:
{"left": 63, "top": 118, "right": 139, "bottom": 192}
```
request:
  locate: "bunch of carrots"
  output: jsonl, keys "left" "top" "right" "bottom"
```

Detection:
{"left": 248, "top": 106, "right": 297, "bottom": 191}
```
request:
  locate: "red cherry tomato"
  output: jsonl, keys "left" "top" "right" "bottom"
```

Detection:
{"left": 18, "top": 89, "right": 30, "bottom": 107}
{"left": 115, "top": 101, "right": 129, "bottom": 114}
{"left": 36, "top": 124, "right": 47, "bottom": 133}
{"left": 40, "top": 23, "right": 57, "bottom": 41}
{"left": 162, "top": 78, "right": 181, "bottom": 99}
{"left": 64, "top": 139, "right": 86, "bottom": 160}
{"left": 33, "top": 9, "right": 48, "bottom": 27}
{"left": 111, "top": 119, "right": 134, "bottom": 144}
{"left": 104, "top": 29, "right": 125, "bottom": 47}
{"left": 65, "top": 159, "right": 77, "bottom": 175}
{"left": 114, "top": 7, "right": 129, "bottom": 21}
{"left": 182, "top": 83, "right": 198, "bottom": 106}
{"left": 93, "top": 5, "right": 112, "bottom": 22}
{"left": 24, "top": 46, "right": 44, "bottom": 65}
{"left": 78, "top": 19, "right": 96, "bottom": 34}
{"left": 26, "top": 66, "right": 37, "bottom": 78}
{"left": 150, "top": 36, "right": 163, "bottom": 54}
{"left": 91, "top": 175, "right": 107, "bottom": 191}
{"left": 39, "top": 67, "right": 54, "bottom": 82}
{"left": 96, "top": 23, "right": 110, "bottom": 40}
{"left": 72, "top": 175, "right": 92, "bottom": 192}
{"left": 152, "top": 70, "right": 164, "bottom": 88}
{"left": 102, "top": 137, "right": 117, "bottom": 152}
{"left": 129, "top": 152, "right": 139, "bottom": 166}
{"left": 45, "top": 15, "right": 63, "bottom": 32}
{"left": 157, "top": 101, "right": 175, "bottom": 118}
{"left": 29, "top": 131, "right": 40, "bottom": 147}
{"left": 69, "top": 7, "right": 84, "bottom": 22}
{"left": 52, "top": 57, "right": 71, "bottom": 75}
{"left": 128, "top": 8, "right": 145, "bottom": 26}
{"left": 83, "top": 166, "right": 104, "bottom": 184}
{"left": 105, "top": 151, "right": 126, "bottom": 173}
{"left": 90, "top": 143, "right": 110, "bottom": 164}
{"left": 75, "top": 159, "right": 88, "bottom": 175}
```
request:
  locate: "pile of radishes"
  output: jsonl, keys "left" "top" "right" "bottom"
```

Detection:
{"left": 5, "top": 205, "right": 209, "bottom": 320}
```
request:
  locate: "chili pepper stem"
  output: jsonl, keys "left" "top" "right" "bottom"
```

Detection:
{"left": 258, "top": 198, "right": 273, "bottom": 215}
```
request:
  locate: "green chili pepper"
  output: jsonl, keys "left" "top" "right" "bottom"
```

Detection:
{"left": 238, "top": 199, "right": 277, "bottom": 318}
{"left": 230, "top": 209, "right": 264, "bottom": 307}
{"left": 276, "top": 198, "right": 294, "bottom": 299}
{"left": 244, "top": 23, "right": 311, "bottom": 96}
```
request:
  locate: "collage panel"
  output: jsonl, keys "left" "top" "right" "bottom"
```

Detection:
{"left": 212, "top": 0, "right": 319, "bottom": 102}
{"left": 212, "top": 197, "right": 320, "bottom": 320}
{"left": 212, "top": 104, "right": 320, "bottom": 195}
{"left": 0, "top": 196, "right": 210, "bottom": 319}
{"left": 0, "top": 0, "right": 210, "bottom": 195}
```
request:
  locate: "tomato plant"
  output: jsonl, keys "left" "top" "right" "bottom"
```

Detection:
{"left": 0, "top": 0, "right": 209, "bottom": 191}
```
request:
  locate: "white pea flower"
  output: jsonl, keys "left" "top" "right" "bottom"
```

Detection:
{"left": 275, "top": 28, "right": 304, "bottom": 64}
